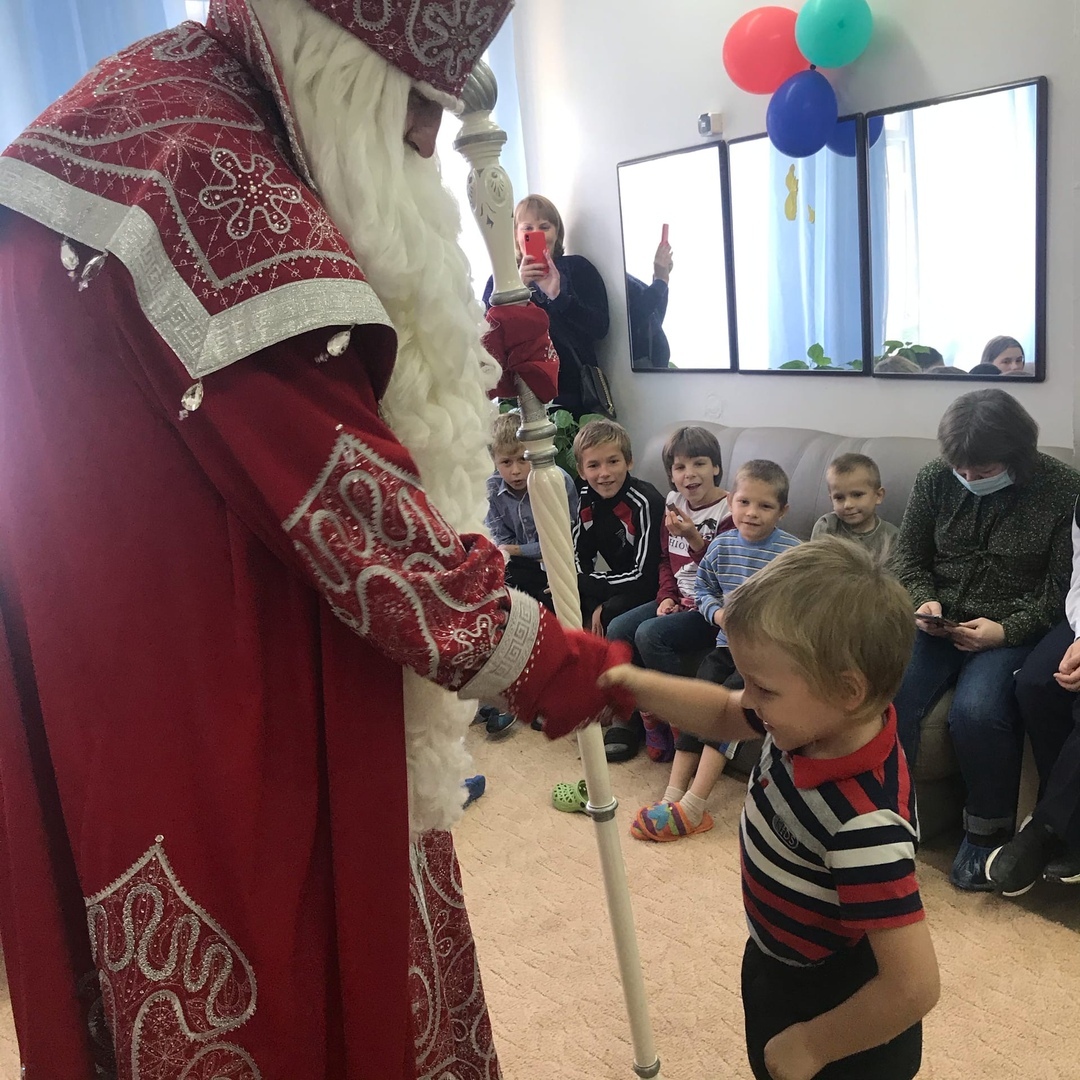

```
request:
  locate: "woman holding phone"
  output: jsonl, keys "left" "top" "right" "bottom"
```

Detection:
{"left": 891, "top": 389, "right": 1080, "bottom": 890}
{"left": 483, "top": 195, "right": 609, "bottom": 417}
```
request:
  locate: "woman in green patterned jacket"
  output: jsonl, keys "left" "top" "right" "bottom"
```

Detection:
{"left": 892, "top": 389, "right": 1080, "bottom": 891}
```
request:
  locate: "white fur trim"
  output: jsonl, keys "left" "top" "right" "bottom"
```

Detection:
{"left": 258, "top": 0, "right": 501, "bottom": 837}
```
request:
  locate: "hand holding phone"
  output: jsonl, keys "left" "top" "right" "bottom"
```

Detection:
{"left": 521, "top": 229, "right": 548, "bottom": 268}
{"left": 915, "top": 612, "right": 958, "bottom": 629}
{"left": 661, "top": 223, "right": 669, "bottom": 245}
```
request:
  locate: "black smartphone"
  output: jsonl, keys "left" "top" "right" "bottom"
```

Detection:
{"left": 915, "top": 613, "right": 959, "bottom": 629}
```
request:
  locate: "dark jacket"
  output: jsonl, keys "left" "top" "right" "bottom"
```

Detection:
{"left": 573, "top": 474, "right": 665, "bottom": 608}
{"left": 485, "top": 254, "right": 609, "bottom": 415}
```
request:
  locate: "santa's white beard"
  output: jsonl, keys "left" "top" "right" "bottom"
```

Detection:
{"left": 252, "top": 0, "right": 501, "bottom": 837}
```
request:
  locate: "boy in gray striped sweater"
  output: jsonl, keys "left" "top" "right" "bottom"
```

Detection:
{"left": 630, "top": 460, "right": 799, "bottom": 841}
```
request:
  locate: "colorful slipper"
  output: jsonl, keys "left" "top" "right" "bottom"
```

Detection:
{"left": 552, "top": 779, "right": 589, "bottom": 814}
{"left": 630, "top": 801, "right": 714, "bottom": 842}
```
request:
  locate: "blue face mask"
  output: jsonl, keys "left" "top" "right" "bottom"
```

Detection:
{"left": 952, "top": 469, "right": 1014, "bottom": 497}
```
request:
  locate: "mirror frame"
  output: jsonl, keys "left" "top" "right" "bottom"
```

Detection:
{"left": 616, "top": 141, "right": 739, "bottom": 374}
{"left": 615, "top": 79, "right": 1048, "bottom": 381}
{"left": 725, "top": 116, "right": 871, "bottom": 378}
{"left": 864, "top": 76, "right": 1048, "bottom": 383}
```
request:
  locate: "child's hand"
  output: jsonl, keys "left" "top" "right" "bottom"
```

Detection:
{"left": 656, "top": 598, "right": 679, "bottom": 616}
{"left": 590, "top": 606, "right": 605, "bottom": 636}
{"left": 679, "top": 596, "right": 697, "bottom": 611}
{"left": 666, "top": 506, "right": 703, "bottom": 549}
{"left": 498, "top": 544, "right": 519, "bottom": 561}
{"left": 597, "top": 663, "right": 643, "bottom": 696}
{"left": 763, "top": 1024, "right": 822, "bottom": 1080}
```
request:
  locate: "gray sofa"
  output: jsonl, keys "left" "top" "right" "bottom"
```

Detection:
{"left": 636, "top": 421, "right": 1073, "bottom": 840}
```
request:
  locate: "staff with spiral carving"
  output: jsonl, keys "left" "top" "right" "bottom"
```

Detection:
{"left": 456, "top": 61, "right": 666, "bottom": 1080}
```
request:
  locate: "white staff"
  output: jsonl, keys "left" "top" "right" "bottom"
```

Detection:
{"left": 455, "top": 61, "right": 664, "bottom": 1080}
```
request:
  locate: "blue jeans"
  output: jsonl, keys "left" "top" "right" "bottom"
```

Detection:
{"left": 605, "top": 600, "right": 716, "bottom": 676}
{"left": 893, "top": 631, "right": 1031, "bottom": 836}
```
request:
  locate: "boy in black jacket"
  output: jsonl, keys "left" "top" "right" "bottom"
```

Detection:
{"left": 573, "top": 419, "right": 666, "bottom": 635}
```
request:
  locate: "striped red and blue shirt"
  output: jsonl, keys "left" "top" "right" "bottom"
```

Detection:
{"left": 740, "top": 705, "right": 924, "bottom": 967}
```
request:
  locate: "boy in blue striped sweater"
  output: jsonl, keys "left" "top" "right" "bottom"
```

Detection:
{"left": 603, "top": 538, "right": 939, "bottom": 1080}
{"left": 631, "top": 460, "right": 799, "bottom": 842}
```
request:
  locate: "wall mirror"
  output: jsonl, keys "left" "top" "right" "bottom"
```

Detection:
{"left": 726, "top": 123, "right": 866, "bottom": 374}
{"left": 617, "top": 144, "right": 735, "bottom": 371}
{"left": 867, "top": 78, "right": 1047, "bottom": 380}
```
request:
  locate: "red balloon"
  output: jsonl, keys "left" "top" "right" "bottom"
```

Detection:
{"left": 723, "top": 7, "right": 809, "bottom": 95}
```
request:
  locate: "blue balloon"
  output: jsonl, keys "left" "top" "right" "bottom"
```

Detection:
{"left": 825, "top": 114, "right": 884, "bottom": 157}
{"left": 766, "top": 69, "right": 839, "bottom": 159}
{"left": 796, "top": 0, "right": 874, "bottom": 69}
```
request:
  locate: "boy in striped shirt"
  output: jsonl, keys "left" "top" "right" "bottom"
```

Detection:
{"left": 603, "top": 538, "right": 939, "bottom": 1079}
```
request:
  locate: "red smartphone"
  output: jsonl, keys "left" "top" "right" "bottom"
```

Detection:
{"left": 661, "top": 223, "right": 669, "bottom": 245}
{"left": 522, "top": 229, "right": 548, "bottom": 266}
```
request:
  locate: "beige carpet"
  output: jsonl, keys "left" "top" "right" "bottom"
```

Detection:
{"left": 456, "top": 724, "right": 1080, "bottom": 1080}
{"left": 0, "top": 724, "right": 1076, "bottom": 1078}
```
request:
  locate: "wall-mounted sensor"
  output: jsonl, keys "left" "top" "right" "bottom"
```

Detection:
{"left": 697, "top": 112, "right": 723, "bottom": 137}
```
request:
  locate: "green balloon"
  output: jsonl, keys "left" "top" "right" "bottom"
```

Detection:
{"left": 795, "top": 0, "right": 873, "bottom": 69}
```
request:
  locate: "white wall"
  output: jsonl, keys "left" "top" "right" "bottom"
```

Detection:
{"left": 511, "top": 0, "right": 1080, "bottom": 450}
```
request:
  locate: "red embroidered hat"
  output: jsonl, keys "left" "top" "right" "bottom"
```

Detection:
{"left": 303, "top": 0, "right": 514, "bottom": 98}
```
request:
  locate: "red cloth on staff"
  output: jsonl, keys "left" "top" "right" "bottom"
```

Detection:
{"left": 483, "top": 302, "right": 561, "bottom": 401}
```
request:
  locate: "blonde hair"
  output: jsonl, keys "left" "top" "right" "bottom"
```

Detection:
{"left": 573, "top": 419, "right": 632, "bottom": 466}
{"left": 514, "top": 194, "right": 566, "bottom": 259}
{"left": 724, "top": 537, "right": 914, "bottom": 718}
{"left": 734, "top": 459, "right": 789, "bottom": 507}
{"left": 828, "top": 452, "right": 882, "bottom": 490}
{"left": 491, "top": 411, "right": 523, "bottom": 456}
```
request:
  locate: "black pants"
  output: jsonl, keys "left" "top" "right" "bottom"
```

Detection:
{"left": 674, "top": 647, "right": 740, "bottom": 755}
{"left": 504, "top": 556, "right": 553, "bottom": 610}
{"left": 742, "top": 937, "right": 922, "bottom": 1080}
{"left": 582, "top": 590, "right": 650, "bottom": 633}
{"left": 1015, "top": 619, "right": 1080, "bottom": 850}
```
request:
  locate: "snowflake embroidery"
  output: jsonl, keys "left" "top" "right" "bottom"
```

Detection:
{"left": 198, "top": 149, "right": 303, "bottom": 240}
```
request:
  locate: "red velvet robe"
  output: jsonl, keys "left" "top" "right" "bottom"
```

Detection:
{"left": 0, "top": 210, "right": 506, "bottom": 1079}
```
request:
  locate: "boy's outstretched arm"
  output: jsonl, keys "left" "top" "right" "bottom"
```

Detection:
{"left": 763, "top": 921, "right": 940, "bottom": 1080}
{"left": 598, "top": 665, "right": 757, "bottom": 744}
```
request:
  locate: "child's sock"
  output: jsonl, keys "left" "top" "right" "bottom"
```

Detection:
{"left": 679, "top": 791, "right": 707, "bottom": 827}
{"left": 662, "top": 785, "right": 685, "bottom": 805}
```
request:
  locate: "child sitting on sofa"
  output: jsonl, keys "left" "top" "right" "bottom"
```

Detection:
{"left": 631, "top": 460, "right": 799, "bottom": 841}
{"left": 573, "top": 419, "right": 666, "bottom": 636}
{"left": 479, "top": 410, "right": 580, "bottom": 737}
{"left": 605, "top": 426, "right": 732, "bottom": 763}
{"left": 811, "top": 452, "right": 898, "bottom": 559}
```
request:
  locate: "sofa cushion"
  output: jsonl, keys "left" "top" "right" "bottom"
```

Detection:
{"left": 639, "top": 422, "right": 1073, "bottom": 540}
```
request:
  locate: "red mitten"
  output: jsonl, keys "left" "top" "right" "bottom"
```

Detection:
{"left": 503, "top": 607, "right": 635, "bottom": 739}
{"left": 482, "top": 303, "right": 560, "bottom": 401}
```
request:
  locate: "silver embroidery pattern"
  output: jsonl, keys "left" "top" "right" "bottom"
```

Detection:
{"left": 151, "top": 24, "right": 217, "bottom": 63}
{"left": 0, "top": 21, "right": 389, "bottom": 379}
{"left": 456, "top": 586, "right": 540, "bottom": 705}
{"left": 0, "top": 159, "right": 388, "bottom": 380}
{"left": 409, "top": 833, "right": 500, "bottom": 1080}
{"left": 198, "top": 149, "right": 303, "bottom": 240}
{"left": 84, "top": 840, "right": 262, "bottom": 1080}
{"left": 284, "top": 432, "right": 508, "bottom": 688}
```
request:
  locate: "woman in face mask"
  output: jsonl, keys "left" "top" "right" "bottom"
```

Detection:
{"left": 891, "top": 389, "right": 1080, "bottom": 892}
